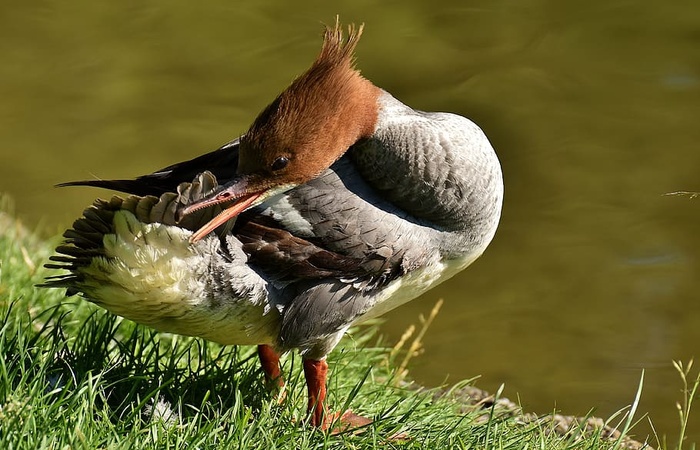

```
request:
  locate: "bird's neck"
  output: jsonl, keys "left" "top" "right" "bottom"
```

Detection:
{"left": 348, "top": 90, "right": 503, "bottom": 251}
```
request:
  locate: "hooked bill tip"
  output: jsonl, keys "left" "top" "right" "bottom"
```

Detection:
{"left": 175, "top": 196, "right": 221, "bottom": 223}
{"left": 175, "top": 204, "right": 192, "bottom": 223}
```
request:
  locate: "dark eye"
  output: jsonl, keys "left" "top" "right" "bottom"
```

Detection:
{"left": 270, "top": 156, "right": 289, "bottom": 171}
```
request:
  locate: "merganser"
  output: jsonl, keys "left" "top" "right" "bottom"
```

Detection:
{"left": 44, "top": 21, "right": 504, "bottom": 429}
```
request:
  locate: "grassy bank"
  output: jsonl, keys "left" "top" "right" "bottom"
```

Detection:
{"left": 0, "top": 196, "right": 667, "bottom": 449}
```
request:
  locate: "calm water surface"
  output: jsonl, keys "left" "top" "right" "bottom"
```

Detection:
{"left": 1, "top": 1, "right": 699, "bottom": 445}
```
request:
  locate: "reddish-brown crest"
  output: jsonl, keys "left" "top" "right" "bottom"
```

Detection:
{"left": 238, "top": 20, "right": 380, "bottom": 186}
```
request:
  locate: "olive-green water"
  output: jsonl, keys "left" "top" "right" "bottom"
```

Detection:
{"left": 1, "top": 1, "right": 698, "bottom": 445}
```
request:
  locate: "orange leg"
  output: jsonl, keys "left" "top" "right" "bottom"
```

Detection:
{"left": 303, "top": 358, "right": 328, "bottom": 427}
{"left": 303, "top": 358, "right": 373, "bottom": 431}
{"left": 260, "top": 350, "right": 372, "bottom": 431}
{"left": 257, "top": 344, "right": 284, "bottom": 391}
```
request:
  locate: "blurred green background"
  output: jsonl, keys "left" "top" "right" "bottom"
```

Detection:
{"left": 1, "top": 1, "right": 699, "bottom": 445}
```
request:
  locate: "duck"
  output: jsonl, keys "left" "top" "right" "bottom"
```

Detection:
{"left": 44, "top": 21, "right": 504, "bottom": 430}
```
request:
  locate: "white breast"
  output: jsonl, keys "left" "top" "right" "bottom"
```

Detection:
{"left": 353, "top": 248, "right": 485, "bottom": 324}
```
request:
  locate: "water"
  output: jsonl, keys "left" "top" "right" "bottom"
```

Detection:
{"left": 1, "top": 1, "right": 698, "bottom": 445}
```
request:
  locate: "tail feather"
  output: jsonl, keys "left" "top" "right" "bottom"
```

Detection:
{"left": 57, "top": 138, "right": 240, "bottom": 197}
{"left": 42, "top": 171, "right": 230, "bottom": 291}
{"left": 56, "top": 179, "right": 156, "bottom": 196}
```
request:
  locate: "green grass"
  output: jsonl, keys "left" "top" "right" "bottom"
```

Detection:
{"left": 0, "top": 195, "right": 667, "bottom": 449}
